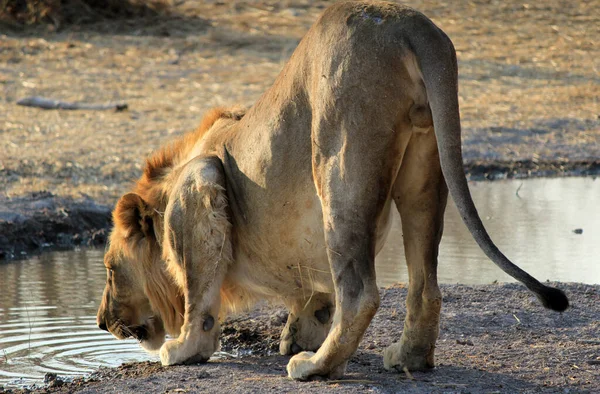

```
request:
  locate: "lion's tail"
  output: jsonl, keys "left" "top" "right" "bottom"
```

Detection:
{"left": 405, "top": 18, "right": 568, "bottom": 312}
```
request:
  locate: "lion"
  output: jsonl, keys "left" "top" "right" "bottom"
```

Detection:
{"left": 96, "top": 0, "right": 568, "bottom": 380}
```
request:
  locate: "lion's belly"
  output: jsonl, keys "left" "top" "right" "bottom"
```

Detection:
{"left": 226, "top": 195, "right": 394, "bottom": 300}
{"left": 227, "top": 191, "right": 331, "bottom": 299}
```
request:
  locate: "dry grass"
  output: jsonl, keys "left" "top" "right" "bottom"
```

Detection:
{"left": 0, "top": 0, "right": 171, "bottom": 27}
{"left": 0, "top": 0, "right": 598, "bottom": 205}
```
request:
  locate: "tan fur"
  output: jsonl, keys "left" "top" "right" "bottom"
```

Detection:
{"left": 98, "top": 0, "right": 567, "bottom": 380}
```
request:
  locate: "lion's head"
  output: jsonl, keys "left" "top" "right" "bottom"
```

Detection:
{"left": 96, "top": 106, "right": 246, "bottom": 352}
{"left": 96, "top": 192, "right": 184, "bottom": 352}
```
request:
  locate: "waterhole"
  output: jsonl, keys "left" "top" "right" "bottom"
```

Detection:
{"left": 1, "top": 177, "right": 598, "bottom": 386}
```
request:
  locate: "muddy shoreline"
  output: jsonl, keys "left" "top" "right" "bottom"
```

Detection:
{"left": 2, "top": 282, "right": 598, "bottom": 394}
{"left": 0, "top": 191, "right": 110, "bottom": 261}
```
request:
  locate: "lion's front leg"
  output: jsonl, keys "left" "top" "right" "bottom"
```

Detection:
{"left": 287, "top": 117, "right": 391, "bottom": 379}
{"left": 160, "top": 156, "right": 232, "bottom": 366}
{"left": 286, "top": 219, "right": 381, "bottom": 381}
{"left": 280, "top": 292, "right": 334, "bottom": 355}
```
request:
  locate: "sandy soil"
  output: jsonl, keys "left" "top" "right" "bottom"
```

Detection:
{"left": 3, "top": 282, "right": 598, "bottom": 394}
{"left": 0, "top": 0, "right": 599, "bottom": 392}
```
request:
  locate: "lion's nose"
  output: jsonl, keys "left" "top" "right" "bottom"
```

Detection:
{"left": 98, "top": 321, "right": 108, "bottom": 332}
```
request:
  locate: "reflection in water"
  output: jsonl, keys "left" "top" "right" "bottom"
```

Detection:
{"left": 376, "top": 177, "right": 600, "bottom": 286}
{"left": 0, "top": 177, "right": 598, "bottom": 386}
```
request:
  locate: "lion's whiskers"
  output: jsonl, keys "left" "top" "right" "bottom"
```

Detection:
{"left": 303, "top": 267, "right": 316, "bottom": 311}
{"left": 115, "top": 319, "right": 137, "bottom": 340}
{"left": 291, "top": 263, "right": 330, "bottom": 311}
{"left": 296, "top": 261, "right": 306, "bottom": 300}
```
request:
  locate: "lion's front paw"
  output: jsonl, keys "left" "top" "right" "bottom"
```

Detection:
{"left": 383, "top": 341, "right": 434, "bottom": 372}
{"left": 287, "top": 351, "right": 319, "bottom": 380}
{"left": 286, "top": 351, "right": 346, "bottom": 380}
{"left": 159, "top": 339, "right": 210, "bottom": 366}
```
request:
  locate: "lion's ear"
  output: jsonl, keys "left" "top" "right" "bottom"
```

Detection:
{"left": 114, "top": 193, "right": 154, "bottom": 240}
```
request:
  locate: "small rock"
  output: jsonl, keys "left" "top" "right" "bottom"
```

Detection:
{"left": 572, "top": 228, "right": 583, "bottom": 234}
{"left": 268, "top": 310, "right": 287, "bottom": 327}
{"left": 44, "top": 372, "right": 58, "bottom": 383}
{"left": 44, "top": 372, "right": 64, "bottom": 387}
{"left": 197, "top": 371, "right": 210, "bottom": 379}
{"left": 456, "top": 339, "right": 474, "bottom": 346}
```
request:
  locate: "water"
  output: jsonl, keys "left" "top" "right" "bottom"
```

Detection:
{"left": 377, "top": 177, "right": 600, "bottom": 286}
{"left": 0, "top": 177, "right": 598, "bottom": 387}
{"left": 0, "top": 249, "right": 157, "bottom": 387}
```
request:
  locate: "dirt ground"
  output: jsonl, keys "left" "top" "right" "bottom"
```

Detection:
{"left": 0, "top": 0, "right": 599, "bottom": 392}
{"left": 2, "top": 282, "right": 598, "bottom": 394}
{"left": 1, "top": 0, "right": 599, "bottom": 205}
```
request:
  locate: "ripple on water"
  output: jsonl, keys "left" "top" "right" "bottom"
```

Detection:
{"left": 0, "top": 250, "right": 157, "bottom": 387}
{"left": 0, "top": 311, "right": 156, "bottom": 386}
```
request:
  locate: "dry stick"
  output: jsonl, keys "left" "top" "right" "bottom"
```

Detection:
{"left": 576, "top": 340, "right": 600, "bottom": 345}
{"left": 433, "top": 383, "right": 469, "bottom": 388}
{"left": 512, "top": 314, "right": 522, "bottom": 324}
{"left": 515, "top": 182, "right": 523, "bottom": 198}
{"left": 326, "top": 379, "right": 378, "bottom": 385}
{"left": 17, "top": 96, "right": 128, "bottom": 111}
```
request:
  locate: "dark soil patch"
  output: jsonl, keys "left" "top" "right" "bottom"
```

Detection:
{"left": 0, "top": 191, "right": 111, "bottom": 260}
{"left": 0, "top": 0, "right": 169, "bottom": 27}
{"left": 5, "top": 282, "right": 597, "bottom": 394}
{"left": 464, "top": 160, "right": 600, "bottom": 181}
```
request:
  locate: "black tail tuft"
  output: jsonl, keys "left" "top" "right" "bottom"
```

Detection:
{"left": 536, "top": 286, "right": 569, "bottom": 312}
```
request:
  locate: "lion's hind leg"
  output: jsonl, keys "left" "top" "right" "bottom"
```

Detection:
{"left": 280, "top": 292, "right": 334, "bottom": 355}
{"left": 159, "top": 156, "right": 233, "bottom": 366}
{"left": 383, "top": 129, "right": 448, "bottom": 372}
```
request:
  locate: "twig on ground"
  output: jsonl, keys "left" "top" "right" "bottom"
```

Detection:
{"left": 17, "top": 96, "right": 128, "bottom": 111}
{"left": 576, "top": 340, "right": 600, "bottom": 345}
{"left": 433, "top": 383, "right": 469, "bottom": 388}
{"left": 515, "top": 182, "right": 523, "bottom": 198}
{"left": 326, "top": 379, "right": 378, "bottom": 385}
{"left": 513, "top": 314, "right": 521, "bottom": 324}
